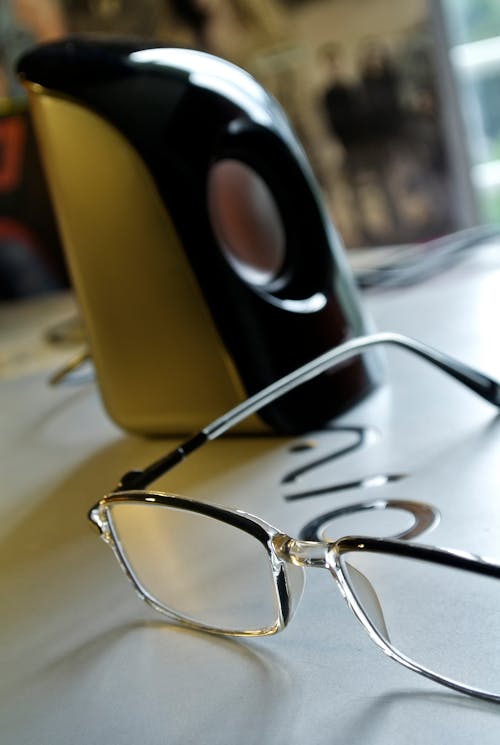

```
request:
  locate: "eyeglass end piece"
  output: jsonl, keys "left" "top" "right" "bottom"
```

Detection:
{"left": 114, "top": 469, "right": 148, "bottom": 492}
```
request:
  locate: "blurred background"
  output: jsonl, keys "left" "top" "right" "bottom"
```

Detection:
{"left": 0, "top": 0, "right": 499, "bottom": 300}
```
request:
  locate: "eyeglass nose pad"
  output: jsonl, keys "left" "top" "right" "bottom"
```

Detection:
{"left": 345, "top": 562, "right": 390, "bottom": 641}
{"left": 283, "top": 563, "right": 306, "bottom": 623}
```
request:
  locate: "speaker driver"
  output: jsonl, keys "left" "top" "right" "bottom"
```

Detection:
{"left": 207, "top": 158, "right": 286, "bottom": 287}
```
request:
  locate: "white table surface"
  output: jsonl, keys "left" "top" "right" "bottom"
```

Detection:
{"left": 2, "top": 244, "right": 500, "bottom": 744}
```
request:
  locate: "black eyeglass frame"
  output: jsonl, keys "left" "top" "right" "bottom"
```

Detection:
{"left": 88, "top": 330, "right": 500, "bottom": 702}
{"left": 89, "top": 488, "right": 500, "bottom": 703}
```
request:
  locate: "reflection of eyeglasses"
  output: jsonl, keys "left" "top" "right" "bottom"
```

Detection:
{"left": 89, "top": 332, "right": 500, "bottom": 702}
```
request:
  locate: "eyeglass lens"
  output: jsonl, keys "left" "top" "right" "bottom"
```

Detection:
{"left": 338, "top": 550, "right": 500, "bottom": 697}
{"left": 107, "top": 501, "right": 283, "bottom": 634}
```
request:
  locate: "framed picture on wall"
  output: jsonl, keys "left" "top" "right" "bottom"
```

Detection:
{"left": 150, "top": 0, "right": 459, "bottom": 249}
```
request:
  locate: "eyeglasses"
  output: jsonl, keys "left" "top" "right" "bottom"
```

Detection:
{"left": 88, "top": 331, "right": 500, "bottom": 702}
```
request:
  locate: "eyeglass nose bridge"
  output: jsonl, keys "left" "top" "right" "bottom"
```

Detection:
{"left": 273, "top": 535, "right": 331, "bottom": 568}
{"left": 274, "top": 535, "right": 390, "bottom": 639}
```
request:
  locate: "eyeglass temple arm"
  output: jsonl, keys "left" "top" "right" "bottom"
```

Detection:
{"left": 114, "top": 331, "right": 500, "bottom": 492}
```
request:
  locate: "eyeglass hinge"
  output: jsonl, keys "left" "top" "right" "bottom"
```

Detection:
{"left": 113, "top": 469, "right": 147, "bottom": 492}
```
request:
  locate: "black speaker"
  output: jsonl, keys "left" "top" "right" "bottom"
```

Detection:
{"left": 18, "top": 38, "right": 380, "bottom": 435}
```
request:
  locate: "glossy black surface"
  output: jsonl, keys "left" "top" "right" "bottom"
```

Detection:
{"left": 18, "top": 38, "right": 378, "bottom": 432}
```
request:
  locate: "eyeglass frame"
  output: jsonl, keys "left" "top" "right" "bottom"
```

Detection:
{"left": 88, "top": 330, "right": 500, "bottom": 702}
